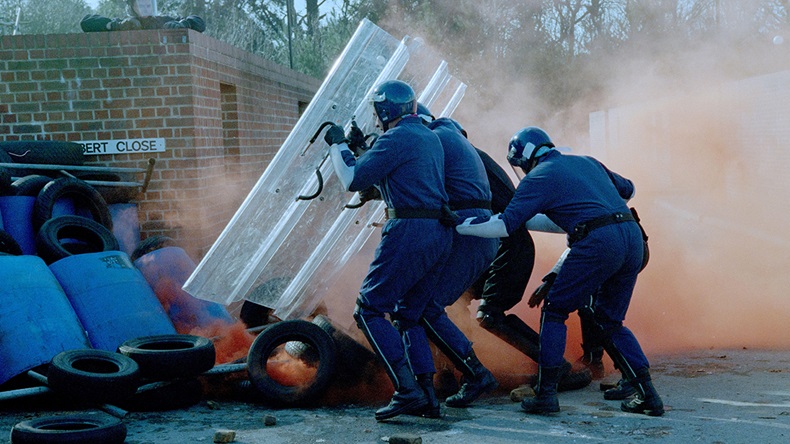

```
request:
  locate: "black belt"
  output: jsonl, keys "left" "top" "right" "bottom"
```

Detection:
{"left": 449, "top": 199, "right": 491, "bottom": 211}
{"left": 385, "top": 204, "right": 459, "bottom": 227}
{"left": 569, "top": 211, "right": 636, "bottom": 245}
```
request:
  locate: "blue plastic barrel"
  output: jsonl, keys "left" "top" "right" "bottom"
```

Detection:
{"left": 134, "top": 246, "right": 233, "bottom": 331}
{"left": 109, "top": 203, "right": 140, "bottom": 258}
{"left": 49, "top": 251, "right": 177, "bottom": 351}
{"left": 0, "top": 196, "right": 36, "bottom": 255}
{"left": 0, "top": 255, "right": 91, "bottom": 385}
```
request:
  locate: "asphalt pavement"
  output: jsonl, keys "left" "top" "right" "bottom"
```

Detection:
{"left": 2, "top": 347, "right": 789, "bottom": 443}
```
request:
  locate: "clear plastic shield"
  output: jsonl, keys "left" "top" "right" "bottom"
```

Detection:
{"left": 184, "top": 20, "right": 467, "bottom": 322}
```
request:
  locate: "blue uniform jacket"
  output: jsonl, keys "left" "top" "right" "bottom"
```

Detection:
{"left": 502, "top": 150, "right": 634, "bottom": 235}
{"left": 347, "top": 116, "right": 448, "bottom": 211}
{"left": 428, "top": 118, "right": 491, "bottom": 207}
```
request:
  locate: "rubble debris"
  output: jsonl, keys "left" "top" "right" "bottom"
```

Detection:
{"left": 509, "top": 384, "right": 535, "bottom": 402}
{"left": 388, "top": 434, "right": 422, "bottom": 444}
{"left": 213, "top": 429, "right": 236, "bottom": 443}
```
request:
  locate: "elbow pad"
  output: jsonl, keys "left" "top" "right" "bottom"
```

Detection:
{"left": 456, "top": 214, "right": 509, "bottom": 238}
{"left": 329, "top": 143, "right": 354, "bottom": 191}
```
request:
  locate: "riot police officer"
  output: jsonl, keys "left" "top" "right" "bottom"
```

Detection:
{"left": 324, "top": 80, "right": 453, "bottom": 420}
{"left": 457, "top": 126, "right": 663, "bottom": 416}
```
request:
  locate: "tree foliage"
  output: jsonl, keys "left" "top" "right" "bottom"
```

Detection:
{"left": 3, "top": 0, "right": 789, "bottom": 125}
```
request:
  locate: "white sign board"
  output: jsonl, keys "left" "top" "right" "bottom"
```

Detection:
{"left": 79, "top": 138, "right": 166, "bottom": 155}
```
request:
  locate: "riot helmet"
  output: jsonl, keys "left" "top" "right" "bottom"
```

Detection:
{"left": 371, "top": 80, "right": 416, "bottom": 131}
{"left": 507, "top": 126, "right": 555, "bottom": 173}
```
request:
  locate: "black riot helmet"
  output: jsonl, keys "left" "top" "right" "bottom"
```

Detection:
{"left": 370, "top": 80, "right": 417, "bottom": 131}
{"left": 506, "top": 126, "right": 555, "bottom": 174}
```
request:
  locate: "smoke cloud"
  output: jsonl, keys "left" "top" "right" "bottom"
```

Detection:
{"left": 368, "top": 0, "right": 790, "bottom": 371}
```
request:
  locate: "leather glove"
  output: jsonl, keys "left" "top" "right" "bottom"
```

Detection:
{"left": 346, "top": 122, "right": 368, "bottom": 156}
{"left": 358, "top": 186, "right": 381, "bottom": 204}
{"left": 113, "top": 17, "right": 141, "bottom": 31}
{"left": 528, "top": 272, "right": 557, "bottom": 308}
{"left": 324, "top": 124, "right": 347, "bottom": 146}
{"left": 164, "top": 20, "right": 188, "bottom": 29}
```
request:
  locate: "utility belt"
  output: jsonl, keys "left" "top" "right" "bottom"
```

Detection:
{"left": 449, "top": 199, "right": 492, "bottom": 212}
{"left": 568, "top": 211, "right": 636, "bottom": 246}
{"left": 385, "top": 204, "right": 459, "bottom": 227}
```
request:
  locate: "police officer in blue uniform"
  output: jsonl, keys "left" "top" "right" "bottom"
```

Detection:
{"left": 324, "top": 80, "right": 453, "bottom": 421}
{"left": 457, "top": 126, "right": 663, "bottom": 416}
{"left": 406, "top": 105, "right": 498, "bottom": 414}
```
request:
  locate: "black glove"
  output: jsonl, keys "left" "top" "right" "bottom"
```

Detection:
{"left": 112, "top": 17, "right": 141, "bottom": 31}
{"left": 324, "top": 124, "right": 347, "bottom": 146}
{"left": 346, "top": 121, "right": 368, "bottom": 156}
{"left": 358, "top": 186, "right": 381, "bottom": 204}
{"left": 528, "top": 272, "right": 557, "bottom": 308}
{"left": 164, "top": 20, "right": 188, "bottom": 29}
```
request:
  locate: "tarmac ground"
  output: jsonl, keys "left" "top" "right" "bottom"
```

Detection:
{"left": 2, "top": 347, "right": 789, "bottom": 443}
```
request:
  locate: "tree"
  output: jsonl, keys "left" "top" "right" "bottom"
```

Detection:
{"left": 1, "top": 0, "right": 91, "bottom": 35}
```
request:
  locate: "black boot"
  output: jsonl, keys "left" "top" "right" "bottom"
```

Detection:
{"left": 556, "top": 360, "right": 592, "bottom": 392}
{"left": 445, "top": 350, "right": 498, "bottom": 407}
{"left": 375, "top": 359, "right": 429, "bottom": 421}
{"left": 521, "top": 365, "right": 562, "bottom": 414}
{"left": 603, "top": 376, "right": 636, "bottom": 400}
{"left": 620, "top": 368, "right": 664, "bottom": 416}
{"left": 410, "top": 373, "right": 441, "bottom": 418}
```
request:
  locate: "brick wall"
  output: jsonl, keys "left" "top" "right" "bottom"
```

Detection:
{"left": 0, "top": 29, "right": 321, "bottom": 258}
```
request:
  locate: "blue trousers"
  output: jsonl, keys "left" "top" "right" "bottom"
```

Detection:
{"left": 354, "top": 218, "right": 452, "bottom": 376}
{"left": 407, "top": 209, "right": 498, "bottom": 375}
{"left": 540, "top": 222, "right": 649, "bottom": 371}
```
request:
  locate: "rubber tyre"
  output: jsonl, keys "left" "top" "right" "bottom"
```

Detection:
{"left": 35, "top": 215, "right": 120, "bottom": 265}
{"left": 10, "top": 413, "right": 126, "bottom": 444}
{"left": 10, "top": 174, "right": 52, "bottom": 196}
{"left": 130, "top": 235, "right": 177, "bottom": 261}
{"left": 247, "top": 319, "right": 337, "bottom": 406}
{"left": 0, "top": 140, "right": 84, "bottom": 166}
{"left": 312, "top": 315, "right": 377, "bottom": 387}
{"left": 33, "top": 177, "right": 112, "bottom": 233}
{"left": 118, "top": 334, "right": 216, "bottom": 381}
{"left": 0, "top": 229, "right": 23, "bottom": 255}
{"left": 116, "top": 378, "right": 203, "bottom": 412}
{"left": 47, "top": 349, "right": 141, "bottom": 405}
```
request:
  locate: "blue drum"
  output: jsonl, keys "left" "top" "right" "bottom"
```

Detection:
{"left": 0, "top": 255, "right": 90, "bottom": 385}
{"left": 49, "top": 251, "right": 176, "bottom": 351}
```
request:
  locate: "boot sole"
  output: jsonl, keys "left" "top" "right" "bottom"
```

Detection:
{"left": 375, "top": 398, "right": 430, "bottom": 421}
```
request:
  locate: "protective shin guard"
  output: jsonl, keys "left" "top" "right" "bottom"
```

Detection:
{"left": 477, "top": 312, "right": 541, "bottom": 362}
{"left": 521, "top": 365, "right": 562, "bottom": 415}
{"left": 421, "top": 317, "right": 475, "bottom": 378}
{"left": 444, "top": 349, "right": 498, "bottom": 407}
{"left": 621, "top": 368, "right": 664, "bottom": 416}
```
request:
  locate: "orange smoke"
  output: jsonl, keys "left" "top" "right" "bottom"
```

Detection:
{"left": 265, "top": 347, "right": 319, "bottom": 387}
{"left": 189, "top": 320, "right": 255, "bottom": 365}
